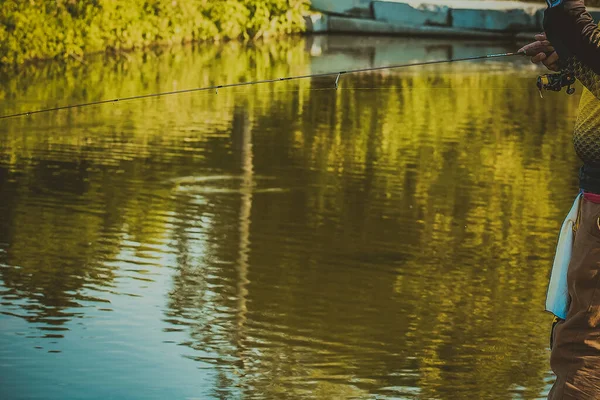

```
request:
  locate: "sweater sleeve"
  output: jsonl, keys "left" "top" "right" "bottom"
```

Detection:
{"left": 544, "top": 1, "right": 600, "bottom": 98}
{"left": 544, "top": 1, "right": 600, "bottom": 74}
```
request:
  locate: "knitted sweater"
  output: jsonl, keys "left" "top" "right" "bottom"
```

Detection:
{"left": 544, "top": 1, "right": 600, "bottom": 190}
{"left": 573, "top": 66, "right": 600, "bottom": 165}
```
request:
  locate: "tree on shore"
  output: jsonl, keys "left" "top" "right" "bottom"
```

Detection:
{"left": 0, "top": 0, "right": 309, "bottom": 65}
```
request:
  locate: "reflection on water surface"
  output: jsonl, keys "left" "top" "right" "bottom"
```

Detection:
{"left": 0, "top": 36, "right": 583, "bottom": 399}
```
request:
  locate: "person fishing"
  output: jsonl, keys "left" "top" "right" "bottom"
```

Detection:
{"left": 520, "top": 0, "right": 600, "bottom": 398}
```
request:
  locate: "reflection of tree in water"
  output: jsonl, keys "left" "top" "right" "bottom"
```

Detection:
{"left": 162, "top": 69, "right": 580, "bottom": 398}
{"left": 0, "top": 158, "right": 119, "bottom": 326}
{"left": 0, "top": 40, "right": 310, "bottom": 336}
{"left": 165, "top": 107, "right": 253, "bottom": 398}
{"left": 0, "top": 152, "right": 180, "bottom": 329}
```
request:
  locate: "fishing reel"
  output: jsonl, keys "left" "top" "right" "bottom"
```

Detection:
{"left": 537, "top": 70, "right": 576, "bottom": 97}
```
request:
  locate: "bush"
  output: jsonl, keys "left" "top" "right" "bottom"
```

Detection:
{"left": 0, "top": 0, "right": 309, "bottom": 65}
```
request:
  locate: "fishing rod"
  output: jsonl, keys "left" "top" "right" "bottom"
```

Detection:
{"left": 0, "top": 51, "right": 543, "bottom": 120}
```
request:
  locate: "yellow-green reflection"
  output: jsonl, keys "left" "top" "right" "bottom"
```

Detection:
{"left": 0, "top": 37, "right": 582, "bottom": 399}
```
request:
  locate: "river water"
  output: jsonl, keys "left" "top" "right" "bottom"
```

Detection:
{"left": 0, "top": 36, "right": 584, "bottom": 399}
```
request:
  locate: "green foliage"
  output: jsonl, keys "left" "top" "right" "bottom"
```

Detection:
{"left": 0, "top": 0, "right": 308, "bottom": 65}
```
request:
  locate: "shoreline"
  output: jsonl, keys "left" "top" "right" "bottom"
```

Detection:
{"left": 1, "top": 32, "right": 534, "bottom": 76}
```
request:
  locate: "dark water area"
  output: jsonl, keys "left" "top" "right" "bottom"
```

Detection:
{"left": 0, "top": 36, "right": 584, "bottom": 399}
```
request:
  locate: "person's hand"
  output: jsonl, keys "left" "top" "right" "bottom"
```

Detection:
{"left": 518, "top": 33, "right": 560, "bottom": 71}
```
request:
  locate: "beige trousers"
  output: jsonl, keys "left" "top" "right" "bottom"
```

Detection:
{"left": 549, "top": 198, "right": 600, "bottom": 399}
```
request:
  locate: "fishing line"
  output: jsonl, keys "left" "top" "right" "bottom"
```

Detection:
{"left": 0, "top": 52, "right": 524, "bottom": 120}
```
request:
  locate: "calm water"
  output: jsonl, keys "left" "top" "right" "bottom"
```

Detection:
{"left": 0, "top": 36, "right": 584, "bottom": 399}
